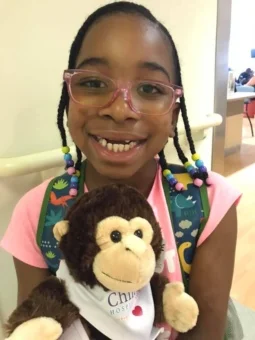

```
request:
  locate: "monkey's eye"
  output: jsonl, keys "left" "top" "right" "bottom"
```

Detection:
{"left": 134, "top": 229, "right": 143, "bottom": 238}
{"left": 110, "top": 230, "right": 122, "bottom": 243}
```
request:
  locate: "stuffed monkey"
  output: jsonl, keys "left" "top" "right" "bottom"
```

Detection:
{"left": 5, "top": 184, "right": 198, "bottom": 340}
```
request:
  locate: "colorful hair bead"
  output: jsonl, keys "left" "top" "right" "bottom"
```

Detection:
{"left": 199, "top": 165, "right": 207, "bottom": 173}
{"left": 71, "top": 176, "right": 79, "bottom": 184}
{"left": 193, "top": 178, "right": 203, "bottom": 187}
{"left": 169, "top": 177, "right": 177, "bottom": 186}
{"left": 64, "top": 153, "right": 72, "bottom": 161}
{"left": 189, "top": 168, "right": 197, "bottom": 176}
{"left": 191, "top": 153, "right": 200, "bottom": 161}
{"left": 195, "top": 160, "right": 204, "bottom": 168}
{"left": 206, "top": 177, "right": 213, "bottom": 185}
{"left": 62, "top": 146, "right": 70, "bottom": 154}
{"left": 175, "top": 182, "right": 184, "bottom": 191}
{"left": 66, "top": 159, "right": 75, "bottom": 167}
{"left": 67, "top": 167, "right": 76, "bottom": 175}
{"left": 70, "top": 182, "right": 78, "bottom": 189}
{"left": 163, "top": 169, "right": 184, "bottom": 192}
{"left": 69, "top": 188, "right": 78, "bottom": 197}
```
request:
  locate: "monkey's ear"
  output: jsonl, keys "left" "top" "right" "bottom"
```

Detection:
{"left": 53, "top": 221, "right": 69, "bottom": 242}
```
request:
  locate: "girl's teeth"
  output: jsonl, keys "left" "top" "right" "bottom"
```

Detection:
{"left": 113, "top": 144, "right": 119, "bottom": 153}
{"left": 107, "top": 143, "right": 113, "bottom": 151}
{"left": 118, "top": 144, "right": 124, "bottom": 152}
{"left": 101, "top": 139, "right": 107, "bottom": 147}
{"left": 98, "top": 138, "right": 138, "bottom": 152}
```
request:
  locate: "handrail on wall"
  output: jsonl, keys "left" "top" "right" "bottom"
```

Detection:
{"left": 0, "top": 113, "right": 222, "bottom": 178}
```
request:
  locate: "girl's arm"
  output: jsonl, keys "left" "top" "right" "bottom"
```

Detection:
{"left": 13, "top": 258, "right": 50, "bottom": 305}
{"left": 177, "top": 203, "right": 237, "bottom": 340}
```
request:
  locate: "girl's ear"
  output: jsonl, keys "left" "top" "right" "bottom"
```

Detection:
{"left": 169, "top": 102, "right": 180, "bottom": 137}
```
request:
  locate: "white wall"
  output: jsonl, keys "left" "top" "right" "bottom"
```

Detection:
{"left": 0, "top": 0, "right": 218, "bottom": 337}
{"left": 0, "top": 0, "right": 217, "bottom": 162}
{"left": 229, "top": 0, "right": 255, "bottom": 75}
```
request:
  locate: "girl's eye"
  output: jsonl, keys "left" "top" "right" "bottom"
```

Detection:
{"left": 138, "top": 84, "right": 163, "bottom": 95}
{"left": 78, "top": 79, "right": 107, "bottom": 88}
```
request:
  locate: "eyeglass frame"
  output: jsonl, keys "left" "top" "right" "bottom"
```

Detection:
{"left": 63, "top": 69, "right": 183, "bottom": 116}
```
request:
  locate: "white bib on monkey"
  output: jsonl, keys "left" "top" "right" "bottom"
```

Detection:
{"left": 57, "top": 260, "right": 165, "bottom": 340}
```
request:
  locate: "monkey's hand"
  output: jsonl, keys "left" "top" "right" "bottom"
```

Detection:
{"left": 162, "top": 282, "right": 198, "bottom": 333}
{"left": 5, "top": 277, "right": 79, "bottom": 338}
{"left": 5, "top": 317, "right": 62, "bottom": 340}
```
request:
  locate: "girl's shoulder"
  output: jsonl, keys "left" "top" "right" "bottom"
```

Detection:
{"left": 207, "top": 170, "right": 242, "bottom": 206}
{"left": 18, "top": 178, "right": 52, "bottom": 207}
{"left": 0, "top": 178, "right": 53, "bottom": 268}
{"left": 198, "top": 171, "right": 242, "bottom": 246}
{"left": 10, "top": 178, "right": 53, "bottom": 226}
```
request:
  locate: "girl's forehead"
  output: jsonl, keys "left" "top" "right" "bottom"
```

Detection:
{"left": 76, "top": 15, "right": 175, "bottom": 81}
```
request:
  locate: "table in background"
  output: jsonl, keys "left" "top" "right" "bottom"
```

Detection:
{"left": 225, "top": 92, "right": 255, "bottom": 155}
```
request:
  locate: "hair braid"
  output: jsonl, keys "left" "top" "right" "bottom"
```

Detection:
{"left": 75, "top": 145, "right": 83, "bottom": 171}
{"left": 57, "top": 84, "right": 68, "bottom": 147}
{"left": 173, "top": 127, "right": 188, "bottom": 164}
{"left": 179, "top": 97, "right": 196, "bottom": 155}
{"left": 158, "top": 149, "right": 168, "bottom": 171}
{"left": 157, "top": 21, "right": 209, "bottom": 185}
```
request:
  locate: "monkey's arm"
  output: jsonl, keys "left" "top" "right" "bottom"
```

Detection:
{"left": 150, "top": 273, "right": 199, "bottom": 333}
{"left": 5, "top": 276, "right": 79, "bottom": 337}
{"left": 150, "top": 272, "right": 169, "bottom": 324}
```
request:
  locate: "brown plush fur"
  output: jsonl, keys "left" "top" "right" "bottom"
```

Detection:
{"left": 60, "top": 184, "right": 163, "bottom": 288}
{"left": 151, "top": 273, "right": 169, "bottom": 324}
{"left": 5, "top": 277, "right": 79, "bottom": 336}
{"left": 6, "top": 184, "right": 165, "bottom": 338}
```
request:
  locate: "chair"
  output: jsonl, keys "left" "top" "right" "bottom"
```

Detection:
{"left": 244, "top": 99, "right": 254, "bottom": 137}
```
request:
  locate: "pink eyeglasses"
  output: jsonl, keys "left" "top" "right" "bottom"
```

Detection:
{"left": 63, "top": 69, "right": 183, "bottom": 116}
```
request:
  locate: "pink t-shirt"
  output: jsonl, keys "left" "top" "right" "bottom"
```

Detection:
{"left": 0, "top": 167, "right": 241, "bottom": 339}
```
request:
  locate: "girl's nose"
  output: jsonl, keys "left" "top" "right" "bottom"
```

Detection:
{"left": 98, "top": 89, "right": 140, "bottom": 122}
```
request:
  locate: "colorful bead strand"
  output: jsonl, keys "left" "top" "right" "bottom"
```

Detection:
{"left": 163, "top": 169, "right": 184, "bottom": 191}
{"left": 62, "top": 146, "right": 80, "bottom": 197}
{"left": 191, "top": 153, "right": 212, "bottom": 185}
{"left": 184, "top": 161, "right": 203, "bottom": 187}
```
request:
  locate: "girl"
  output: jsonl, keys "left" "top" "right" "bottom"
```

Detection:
{"left": 1, "top": 2, "right": 241, "bottom": 339}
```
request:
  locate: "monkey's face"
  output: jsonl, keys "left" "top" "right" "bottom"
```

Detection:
{"left": 59, "top": 184, "right": 162, "bottom": 291}
{"left": 93, "top": 216, "right": 155, "bottom": 292}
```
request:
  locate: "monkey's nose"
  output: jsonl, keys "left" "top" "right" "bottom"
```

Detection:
{"left": 122, "top": 235, "right": 146, "bottom": 256}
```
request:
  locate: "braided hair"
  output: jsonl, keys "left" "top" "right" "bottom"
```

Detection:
{"left": 58, "top": 1, "right": 210, "bottom": 195}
